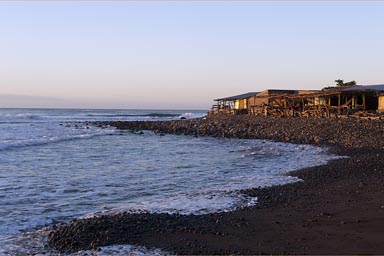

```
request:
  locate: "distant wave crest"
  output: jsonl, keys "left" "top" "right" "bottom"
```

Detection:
{"left": 0, "top": 127, "right": 116, "bottom": 152}
{"left": 85, "top": 113, "right": 180, "bottom": 118}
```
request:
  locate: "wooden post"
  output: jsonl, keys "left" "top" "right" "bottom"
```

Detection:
{"left": 338, "top": 93, "right": 341, "bottom": 115}
{"left": 253, "top": 96, "right": 256, "bottom": 115}
{"left": 363, "top": 94, "right": 366, "bottom": 111}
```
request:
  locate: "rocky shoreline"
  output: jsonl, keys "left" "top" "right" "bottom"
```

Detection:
{"left": 98, "top": 114, "right": 384, "bottom": 148}
{"left": 48, "top": 115, "right": 384, "bottom": 254}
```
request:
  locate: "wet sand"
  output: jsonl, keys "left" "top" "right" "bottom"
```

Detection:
{"left": 49, "top": 115, "right": 384, "bottom": 254}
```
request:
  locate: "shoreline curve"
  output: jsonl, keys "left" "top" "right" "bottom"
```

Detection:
{"left": 48, "top": 115, "right": 384, "bottom": 254}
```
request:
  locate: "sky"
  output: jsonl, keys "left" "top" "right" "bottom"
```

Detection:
{"left": 1, "top": 1, "right": 384, "bottom": 109}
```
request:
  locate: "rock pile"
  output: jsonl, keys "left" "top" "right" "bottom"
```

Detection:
{"left": 98, "top": 114, "right": 384, "bottom": 149}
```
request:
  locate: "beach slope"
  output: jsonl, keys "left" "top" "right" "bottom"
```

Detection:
{"left": 49, "top": 115, "right": 384, "bottom": 254}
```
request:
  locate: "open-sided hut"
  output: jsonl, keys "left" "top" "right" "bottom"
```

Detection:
{"left": 266, "top": 85, "right": 384, "bottom": 117}
{"left": 297, "top": 85, "right": 384, "bottom": 117}
{"left": 211, "top": 92, "right": 259, "bottom": 115}
{"left": 340, "top": 84, "right": 384, "bottom": 113}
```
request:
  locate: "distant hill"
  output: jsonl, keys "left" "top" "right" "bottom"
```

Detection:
{"left": 0, "top": 94, "right": 210, "bottom": 110}
{"left": 0, "top": 94, "right": 70, "bottom": 108}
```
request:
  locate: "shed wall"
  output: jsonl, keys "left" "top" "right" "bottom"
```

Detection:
{"left": 379, "top": 96, "right": 384, "bottom": 112}
{"left": 248, "top": 97, "right": 256, "bottom": 107}
{"left": 234, "top": 99, "right": 247, "bottom": 109}
{"left": 255, "top": 98, "right": 268, "bottom": 106}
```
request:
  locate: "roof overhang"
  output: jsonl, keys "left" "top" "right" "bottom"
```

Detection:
{"left": 215, "top": 92, "right": 260, "bottom": 101}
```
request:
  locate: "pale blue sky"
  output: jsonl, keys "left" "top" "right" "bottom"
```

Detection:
{"left": 1, "top": 1, "right": 383, "bottom": 109}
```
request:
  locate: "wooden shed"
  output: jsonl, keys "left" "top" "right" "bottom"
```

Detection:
{"left": 211, "top": 92, "right": 259, "bottom": 115}
{"left": 250, "top": 89, "right": 300, "bottom": 115}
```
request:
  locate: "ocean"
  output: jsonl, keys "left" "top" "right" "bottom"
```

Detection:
{"left": 0, "top": 108, "right": 341, "bottom": 255}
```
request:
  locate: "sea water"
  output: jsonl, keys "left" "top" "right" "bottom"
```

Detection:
{"left": 0, "top": 108, "right": 341, "bottom": 255}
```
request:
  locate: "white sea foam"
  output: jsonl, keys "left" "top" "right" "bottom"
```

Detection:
{"left": 102, "top": 191, "right": 252, "bottom": 215}
{"left": 72, "top": 245, "right": 168, "bottom": 256}
{"left": 179, "top": 112, "right": 206, "bottom": 119}
{"left": 0, "top": 230, "right": 168, "bottom": 256}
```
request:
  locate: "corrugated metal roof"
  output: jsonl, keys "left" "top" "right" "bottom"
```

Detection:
{"left": 215, "top": 92, "right": 260, "bottom": 101}
{"left": 341, "top": 84, "right": 384, "bottom": 92}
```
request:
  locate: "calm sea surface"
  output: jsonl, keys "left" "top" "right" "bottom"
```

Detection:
{"left": 0, "top": 108, "right": 340, "bottom": 255}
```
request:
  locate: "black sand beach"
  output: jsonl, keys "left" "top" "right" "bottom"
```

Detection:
{"left": 48, "top": 115, "right": 384, "bottom": 254}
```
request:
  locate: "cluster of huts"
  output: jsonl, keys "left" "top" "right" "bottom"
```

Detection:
{"left": 210, "top": 84, "right": 384, "bottom": 118}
